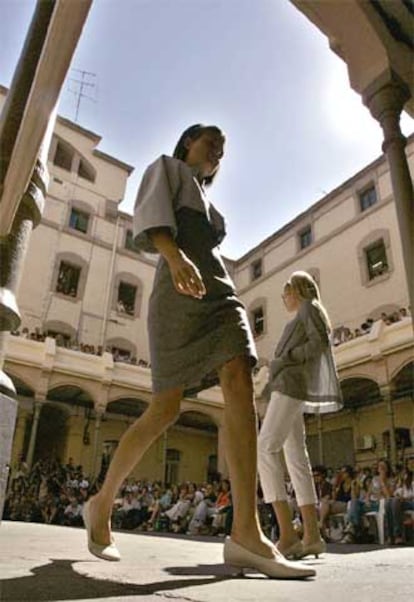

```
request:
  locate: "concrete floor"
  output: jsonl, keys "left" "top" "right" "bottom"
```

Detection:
{"left": 0, "top": 521, "right": 413, "bottom": 602}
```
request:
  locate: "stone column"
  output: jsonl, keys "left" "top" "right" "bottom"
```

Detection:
{"left": 25, "top": 399, "right": 43, "bottom": 470}
{"left": 162, "top": 430, "right": 168, "bottom": 484}
{"left": 91, "top": 409, "right": 104, "bottom": 478}
{"left": 381, "top": 385, "right": 397, "bottom": 468}
{"left": 317, "top": 412, "right": 324, "bottom": 466}
{"left": 217, "top": 424, "right": 229, "bottom": 478}
{"left": 364, "top": 77, "right": 414, "bottom": 325}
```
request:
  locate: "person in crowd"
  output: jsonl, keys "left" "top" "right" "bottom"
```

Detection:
{"left": 319, "top": 465, "right": 353, "bottom": 541}
{"left": 385, "top": 468, "right": 414, "bottom": 545}
{"left": 342, "top": 459, "right": 394, "bottom": 543}
{"left": 165, "top": 482, "right": 196, "bottom": 533}
{"left": 258, "top": 271, "right": 342, "bottom": 560}
{"left": 187, "top": 482, "right": 218, "bottom": 535}
{"left": 82, "top": 124, "right": 313, "bottom": 578}
{"left": 63, "top": 496, "right": 84, "bottom": 527}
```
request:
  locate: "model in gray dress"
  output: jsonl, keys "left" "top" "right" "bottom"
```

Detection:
{"left": 133, "top": 154, "right": 257, "bottom": 395}
{"left": 82, "top": 125, "right": 314, "bottom": 579}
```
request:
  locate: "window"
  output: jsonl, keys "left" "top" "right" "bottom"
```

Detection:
{"left": 165, "top": 448, "right": 181, "bottom": 484}
{"left": 125, "top": 229, "right": 140, "bottom": 254}
{"left": 359, "top": 185, "right": 377, "bottom": 212}
{"left": 46, "top": 330, "right": 71, "bottom": 347}
{"left": 251, "top": 259, "right": 263, "bottom": 281}
{"left": 111, "top": 346, "right": 131, "bottom": 362}
{"left": 366, "top": 240, "right": 388, "bottom": 280}
{"left": 69, "top": 208, "right": 90, "bottom": 233}
{"left": 78, "top": 159, "right": 96, "bottom": 183}
{"left": 53, "top": 141, "right": 73, "bottom": 171}
{"left": 117, "top": 281, "right": 137, "bottom": 316}
{"left": 56, "top": 262, "right": 81, "bottom": 297}
{"left": 251, "top": 306, "right": 264, "bottom": 337}
{"left": 299, "top": 226, "right": 312, "bottom": 250}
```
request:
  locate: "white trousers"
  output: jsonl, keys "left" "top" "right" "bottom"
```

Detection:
{"left": 258, "top": 391, "right": 317, "bottom": 507}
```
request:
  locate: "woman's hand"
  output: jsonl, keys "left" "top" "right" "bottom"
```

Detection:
{"left": 149, "top": 227, "right": 206, "bottom": 299}
{"left": 168, "top": 250, "right": 206, "bottom": 299}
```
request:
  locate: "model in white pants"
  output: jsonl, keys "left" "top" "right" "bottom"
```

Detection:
{"left": 258, "top": 392, "right": 317, "bottom": 507}
{"left": 258, "top": 391, "right": 322, "bottom": 558}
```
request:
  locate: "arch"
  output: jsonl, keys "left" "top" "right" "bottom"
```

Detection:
{"left": 5, "top": 371, "right": 35, "bottom": 397}
{"left": 51, "top": 136, "right": 75, "bottom": 171}
{"left": 112, "top": 271, "right": 144, "bottom": 318}
{"left": 77, "top": 157, "right": 96, "bottom": 183}
{"left": 50, "top": 135, "right": 96, "bottom": 183}
{"left": 43, "top": 320, "right": 77, "bottom": 345}
{"left": 391, "top": 361, "right": 414, "bottom": 400}
{"left": 366, "top": 304, "right": 399, "bottom": 322}
{"left": 338, "top": 368, "right": 381, "bottom": 384}
{"left": 106, "top": 337, "right": 137, "bottom": 359}
{"left": 340, "top": 377, "right": 381, "bottom": 409}
{"left": 33, "top": 402, "right": 69, "bottom": 463}
{"left": 47, "top": 384, "right": 95, "bottom": 408}
{"left": 176, "top": 410, "right": 218, "bottom": 433}
{"left": 106, "top": 396, "right": 149, "bottom": 417}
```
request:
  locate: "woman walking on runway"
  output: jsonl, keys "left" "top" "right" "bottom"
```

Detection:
{"left": 258, "top": 271, "right": 342, "bottom": 559}
{"left": 83, "top": 124, "right": 314, "bottom": 579}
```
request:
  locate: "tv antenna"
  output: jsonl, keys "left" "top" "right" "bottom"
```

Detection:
{"left": 67, "top": 68, "right": 97, "bottom": 122}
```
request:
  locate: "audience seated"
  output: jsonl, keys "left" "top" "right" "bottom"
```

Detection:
{"left": 3, "top": 455, "right": 413, "bottom": 547}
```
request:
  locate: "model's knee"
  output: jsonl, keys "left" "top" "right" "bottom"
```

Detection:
{"left": 219, "top": 356, "right": 252, "bottom": 395}
{"left": 147, "top": 395, "right": 180, "bottom": 428}
{"left": 258, "top": 431, "right": 282, "bottom": 455}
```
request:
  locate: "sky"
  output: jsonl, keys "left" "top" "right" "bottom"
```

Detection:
{"left": 1, "top": 0, "right": 413, "bottom": 259}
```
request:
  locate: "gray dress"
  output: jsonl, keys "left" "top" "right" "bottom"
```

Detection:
{"left": 133, "top": 155, "right": 257, "bottom": 395}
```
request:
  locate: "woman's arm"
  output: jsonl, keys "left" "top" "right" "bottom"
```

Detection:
{"left": 149, "top": 228, "right": 206, "bottom": 299}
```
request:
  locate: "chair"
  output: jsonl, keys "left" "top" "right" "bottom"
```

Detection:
{"left": 365, "top": 498, "right": 386, "bottom": 544}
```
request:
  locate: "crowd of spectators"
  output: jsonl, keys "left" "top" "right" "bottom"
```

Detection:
{"left": 10, "top": 327, "right": 150, "bottom": 368}
{"left": 332, "top": 306, "right": 410, "bottom": 346}
{"left": 4, "top": 457, "right": 413, "bottom": 546}
{"left": 11, "top": 306, "right": 411, "bottom": 361}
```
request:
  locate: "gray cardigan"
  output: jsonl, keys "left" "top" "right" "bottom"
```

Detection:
{"left": 266, "top": 299, "right": 343, "bottom": 414}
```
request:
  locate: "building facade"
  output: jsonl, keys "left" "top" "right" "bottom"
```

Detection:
{"left": 2, "top": 84, "right": 413, "bottom": 482}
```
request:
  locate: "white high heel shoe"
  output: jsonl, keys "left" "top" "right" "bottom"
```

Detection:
{"left": 83, "top": 500, "right": 121, "bottom": 561}
{"left": 301, "top": 538, "right": 326, "bottom": 559}
{"left": 223, "top": 538, "right": 316, "bottom": 579}
{"left": 276, "top": 539, "right": 304, "bottom": 560}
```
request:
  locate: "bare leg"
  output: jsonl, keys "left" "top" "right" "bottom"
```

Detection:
{"left": 272, "top": 500, "right": 299, "bottom": 550}
{"left": 300, "top": 503, "right": 320, "bottom": 545}
{"left": 88, "top": 386, "right": 182, "bottom": 545}
{"left": 218, "top": 355, "right": 277, "bottom": 559}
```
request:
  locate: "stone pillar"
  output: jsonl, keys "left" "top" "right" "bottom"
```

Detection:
{"left": 0, "top": 0, "right": 92, "bottom": 522}
{"left": 91, "top": 409, "right": 104, "bottom": 478}
{"left": 162, "top": 430, "right": 168, "bottom": 484}
{"left": 217, "top": 424, "right": 228, "bottom": 478}
{"left": 25, "top": 400, "right": 43, "bottom": 470}
{"left": 364, "top": 77, "right": 414, "bottom": 325}
{"left": 317, "top": 412, "right": 324, "bottom": 466}
{"left": 381, "top": 385, "right": 397, "bottom": 468}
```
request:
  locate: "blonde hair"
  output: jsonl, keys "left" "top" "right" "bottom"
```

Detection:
{"left": 284, "top": 270, "right": 331, "bottom": 332}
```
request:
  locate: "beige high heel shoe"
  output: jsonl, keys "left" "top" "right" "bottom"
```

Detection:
{"left": 276, "top": 539, "right": 304, "bottom": 560}
{"left": 300, "top": 538, "right": 326, "bottom": 559}
{"left": 83, "top": 500, "right": 121, "bottom": 561}
{"left": 223, "top": 538, "right": 316, "bottom": 579}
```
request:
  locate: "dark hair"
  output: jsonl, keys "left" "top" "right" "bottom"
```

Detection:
{"left": 312, "top": 465, "right": 327, "bottom": 478}
{"left": 172, "top": 123, "right": 225, "bottom": 186}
